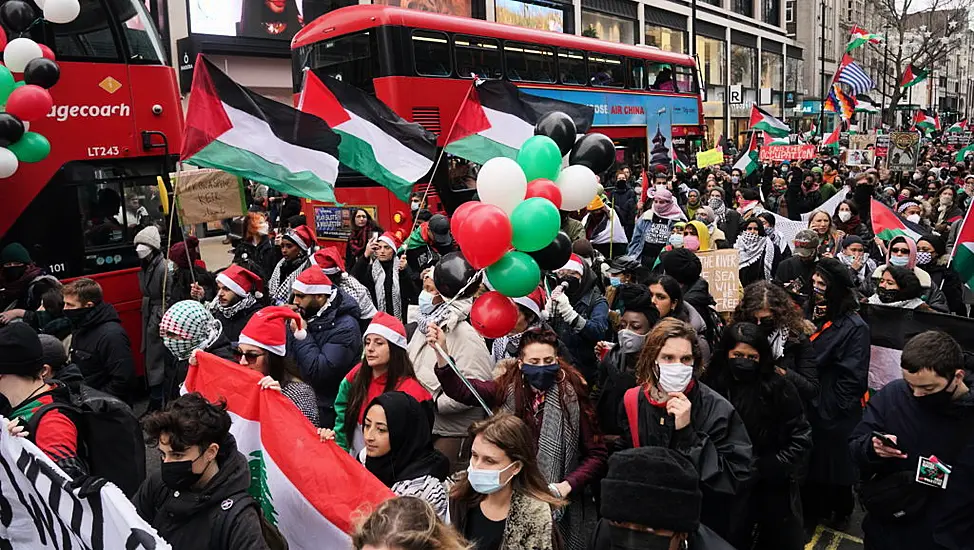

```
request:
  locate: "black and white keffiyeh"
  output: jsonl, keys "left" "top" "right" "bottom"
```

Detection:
{"left": 735, "top": 232, "right": 776, "bottom": 281}
{"left": 372, "top": 259, "right": 402, "bottom": 321}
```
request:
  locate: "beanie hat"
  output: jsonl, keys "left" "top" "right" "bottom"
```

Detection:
{"left": 661, "top": 248, "right": 702, "bottom": 285}
{"left": 586, "top": 195, "right": 605, "bottom": 211}
{"left": 134, "top": 226, "right": 161, "bottom": 251}
{"left": 1, "top": 243, "right": 31, "bottom": 265}
{"left": 168, "top": 236, "right": 201, "bottom": 270}
{"left": 377, "top": 231, "right": 401, "bottom": 251}
{"left": 217, "top": 264, "right": 264, "bottom": 298}
{"left": 37, "top": 334, "right": 67, "bottom": 370}
{"left": 571, "top": 239, "right": 593, "bottom": 259}
{"left": 284, "top": 225, "right": 316, "bottom": 252}
{"left": 559, "top": 254, "right": 585, "bottom": 276}
{"left": 0, "top": 323, "right": 44, "bottom": 377}
{"left": 841, "top": 234, "right": 864, "bottom": 250}
{"left": 313, "top": 247, "right": 345, "bottom": 275}
{"left": 160, "top": 300, "right": 224, "bottom": 360}
{"left": 364, "top": 312, "right": 408, "bottom": 349}
{"left": 239, "top": 306, "right": 306, "bottom": 356}
{"left": 917, "top": 234, "right": 947, "bottom": 256}
{"left": 292, "top": 267, "right": 334, "bottom": 295}
{"left": 513, "top": 286, "right": 547, "bottom": 321}
{"left": 600, "top": 447, "right": 702, "bottom": 533}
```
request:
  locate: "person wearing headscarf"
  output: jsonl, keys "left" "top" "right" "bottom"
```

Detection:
{"left": 735, "top": 218, "right": 780, "bottom": 287}
{"left": 756, "top": 212, "right": 790, "bottom": 259}
{"left": 916, "top": 234, "right": 965, "bottom": 315}
{"left": 685, "top": 188, "right": 703, "bottom": 221}
{"left": 693, "top": 206, "right": 728, "bottom": 249}
{"left": 630, "top": 186, "right": 687, "bottom": 267}
{"left": 583, "top": 195, "right": 629, "bottom": 259}
{"left": 160, "top": 300, "right": 234, "bottom": 400}
{"left": 867, "top": 265, "right": 933, "bottom": 311}
{"left": 836, "top": 235, "right": 877, "bottom": 298}
{"left": 871, "top": 235, "right": 948, "bottom": 313}
{"left": 707, "top": 186, "right": 742, "bottom": 245}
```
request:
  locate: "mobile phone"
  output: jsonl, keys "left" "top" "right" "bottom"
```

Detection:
{"left": 371, "top": 231, "right": 379, "bottom": 241}
{"left": 872, "top": 431, "right": 899, "bottom": 449}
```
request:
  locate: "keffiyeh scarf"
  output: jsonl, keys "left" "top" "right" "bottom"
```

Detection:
{"left": 768, "top": 327, "right": 788, "bottom": 360}
{"left": 709, "top": 198, "right": 728, "bottom": 225}
{"left": 735, "top": 232, "right": 776, "bottom": 281}
{"left": 268, "top": 255, "right": 309, "bottom": 306}
{"left": 372, "top": 258, "right": 402, "bottom": 321}
{"left": 209, "top": 293, "right": 257, "bottom": 319}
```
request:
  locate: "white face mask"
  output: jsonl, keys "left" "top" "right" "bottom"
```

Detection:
{"left": 136, "top": 244, "right": 153, "bottom": 259}
{"left": 838, "top": 210, "right": 852, "bottom": 222}
{"left": 617, "top": 329, "right": 648, "bottom": 355}
{"left": 906, "top": 213, "right": 921, "bottom": 224}
{"left": 657, "top": 362, "right": 694, "bottom": 393}
{"left": 257, "top": 222, "right": 270, "bottom": 235}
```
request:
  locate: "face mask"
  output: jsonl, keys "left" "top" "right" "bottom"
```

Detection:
{"left": 838, "top": 210, "right": 852, "bottom": 222}
{"left": 877, "top": 287, "right": 901, "bottom": 303}
{"left": 467, "top": 462, "right": 517, "bottom": 495}
{"left": 617, "top": 329, "right": 648, "bottom": 355}
{"left": 257, "top": 222, "right": 270, "bottom": 235}
{"left": 418, "top": 290, "right": 436, "bottom": 315}
{"left": 608, "top": 524, "right": 675, "bottom": 550}
{"left": 915, "top": 251, "right": 933, "bottom": 266}
{"left": 915, "top": 380, "right": 956, "bottom": 410}
{"left": 161, "top": 452, "right": 208, "bottom": 490}
{"left": 657, "top": 362, "right": 693, "bottom": 393}
{"left": 163, "top": 335, "right": 202, "bottom": 360}
{"left": 683, "top": 235, "right": 700, "bottom": 251}
{"left": 889, "top": 255, "right": 910, "bottom": 267}
{"left": 62, "top": 307, "right": 91, "bottom": 328}
{"left": 728, "top": 357, "right": 761, "bottom": 382}
{"left": 781, "top": 166, "right": 789, "bottom": 173}
{"left": 906, "top": 213, "right": 921, "bottom": 224}
{"left": 731, "top": 176, "right": 740, "bottom": 184}
{"left": 136, "top": 244, "right": 153, "bottom": 259}
{"left": 609, "top": 276, "right": 622, "bottom": 287}
{"left": 941, "top": 195, "right": 953, "bottom": 205}
{"left": 411, "top": 201, "right": 420, "bottom": 211}
{"left": 668, "top": 234, "right": 684, "bottom": 248}
{"left": 616, "top": 179, "right": 627, "bottom": 189}
{"left": 708, "top": 198, "right": 723, "bottom": 210}
{"left": 2, "top": 265, "right": 26, "bottom": 281}
{"left": 560, "top": 276, "right": 581, "bottom": 296}
{"left": 521, "top": 362, "right": 560, "bottom": 391}
{"left": 813, "top": 285, "right": 827, "bottom": 304}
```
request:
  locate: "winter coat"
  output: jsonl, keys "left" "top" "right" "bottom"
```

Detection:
{"left": 69, "top": 301, "right": 135, "bottom": 401}
{"left": 589, "top": 519, "right": 737, "bottom": 550}
{"left": 138, "top": 253, "right": 172, "bottom": 388}
{"left": 133, "top": 435, "right": 269, "bottom": 550}
{"left": 233, "top": 237, "right": 280, "bottom": 283}
{"left": 807, "top": 312, "right": 870, "bottom": 486}
{"left": 607, "top": 184, "right": 638, "bottom": 238}
{"left": 774, "top": 256, "right": 817, "bottom": 309}
{"left": 561, "top": 216, "right": 584, "bottom": 243}
{"left": 169, "top": 266, "right": 217, "bottom": 304}
{"left": 671, "top": 305, "right": 712, "bottom": 367}
{"left": 718, "top": 209, "right": 743, "bottom": 247}
{"left": 628, "top": 213, "right": 679, "bottom": 264}
{"left": 594, "top": 346, "right": 637, "bottom": 439}
{"left": 291, "top": 289, "right": 363, "bottom": 427}
{"left": 778, "top": 333, "right": 820, "bottom": 410}
{"left": 408, "top": 299, "right": 494, "bottom": 437}
{"left": 872, "top": 264, "right": 950, "bottom": 313}
{"left": 212, "top": 301, "right": 262, "bottom": 344}
{"left": 0, "top": 269, "right": 59, "bottom": 311}
{"left": 785, "top": 168, "right": 823, "bottom": 220}
{"left": 549, "top": 272, "right": 609, "bottom": 383}
{"left": 451, "top": 490, "right": 559, "bottom": 550}
{"left": 849, "top": 377, "right": 974, "bottom": 550}
{"left": 922, "top": 257, "right": 966, "bottom": 315}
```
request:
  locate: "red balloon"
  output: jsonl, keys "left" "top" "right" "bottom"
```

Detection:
{"left": 450, "top": 200, "right": 480, "bottom": 238}
{"left": 455, "top": 203, "right": 512, "bottom": 269}
{"left": 470, "top": 291, "right": 518, "bottom": 339}
{"left": 525, "top": 179, "right": 563, "bottom": 209}
{"left": 0, "top": 28, "right": 7, "bottom": 53}
{"left": 6, "top": 84, "right": 53, "bottom": 122}
{"left": 39, "top": 44, "right": 55, "bottom": 61}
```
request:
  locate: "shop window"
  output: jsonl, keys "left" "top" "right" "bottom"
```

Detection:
{"left": 731, "top": 44, "right": 757, "bottom": 88}
{"left": 627, "top": 58, "right": 645, "bottom": 89}
{"left": 581, "top": 11, "right": 635, "bottom": 44}
{"left": 412, "top": 30, "right": 451, "bottom": 77}
{"left": 588, "top": 53, "right": 624, "bottom": 87}
{"left": 455, "top": 35, "right": 502, "bottom": 79}
{"left": 505, "top": 42, "right": 556, "bottom": 83}
{"left": 558, "top": 48, "right": 587, "bottom": 85}
{"left": 645, "top": 25, "right": 687, "bottom": 54}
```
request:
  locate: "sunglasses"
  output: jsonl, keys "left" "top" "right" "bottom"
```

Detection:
{"left": 232, "top": 348, "right": 266, "bottom": 362}
{"left": 891, "top": 247, "right": 910, "bottom": 254}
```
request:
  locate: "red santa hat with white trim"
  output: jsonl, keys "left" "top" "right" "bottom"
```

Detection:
{"left": 559, "top": 254, "right": 585, "bottom": 276}
{"left": 313, "top": 247, "right": 345, "bottom": 275}
{"left": 284, "top": 225, "right": 316, "bottom": 252}
{"left": 292, "top": 267, "right": 333, "bottom": 296}
{"left": 513, "top": 286, "right": 547, "bottom": 321}
{"left": 238, "top": 306, "right": 305, "bottom": 356}
{"left": 363, "top": 311, "right": 408, "bottom": 349}
{"left": 216, "top": 264, "right": 263, "bottom": 299}
{"left": 377, "top": 231, "right": 401, "bottom": 251}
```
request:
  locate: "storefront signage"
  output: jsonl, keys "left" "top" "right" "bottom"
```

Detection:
{"left": 800, "top": 100, "right": 820, "bottom": 115}
{"left": 525, "top": 88, "right": 700, "bottom": 127}
{"left": 758, "top": 145, "right": 816, "bottom": 162}
{"left": 314, "top": 205, "right": 378, "bottom": 241}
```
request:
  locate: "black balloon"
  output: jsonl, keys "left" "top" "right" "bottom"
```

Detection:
{"left": 528, "top": 232, "right": 572, "bottom": 271}
{"left": 434, "top": 251, "right": 479, "bottom": 299}
{"left": 569, "top": 133, "right": 615, "bottom": 175}
{"left": 0, "top": 113, "right": 25, "bottom": 147}
{"left": 24, "top": 58, "right": 60, "bottom": 89}
{"left": 0, "top": 0, "right": 35, "bottom": 33}
{"left": 534, "top": 111, "right": 577, "bottom": 157}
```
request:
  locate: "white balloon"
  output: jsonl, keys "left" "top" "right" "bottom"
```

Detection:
{"left": 22, "top": 121, "right": 29, "bottom": 132}
{"left": 44, "top": 0, "right": 80, "bottom": 24}
{"left": 3, "top": 38, "right": 43, "bottom": 73}
{"left": 555, "top": 165, "right": 598, "bottom": 211}
{"left": 0, "top": 148, "right": 19, "bottom": 178}
{"left": 476, "top": 157, "right": 527, "bottom": 215}
{"left": 35, "top": 0, "right": 46, "bottom": 7}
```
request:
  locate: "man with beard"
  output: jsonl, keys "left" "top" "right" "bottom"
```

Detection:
{"left": 209, "top": 265, "right": 263, "bottom": 343}
{"left": 774, "top": 230, "right": 820, "bottom": 309}
{"left": 267, "top": 225, "right": 316, "bottom": 306}
{"left": 350, "top": 231, "right": 417, "bottom": 323}
{"left": 290, "top": 267, "right": 363, "bottom": 427}
{"left": 547, "top": 254, "right": 608, "bottom": 383}
{"left": 313, "top": 247, "right": 376, "bottom": 331}
{"left": 0, "top": 243, "right": 60, "bottom": 325}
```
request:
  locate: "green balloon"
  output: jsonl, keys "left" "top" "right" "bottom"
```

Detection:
{"left": 9, "top": 132, "right": 51, "bottom": 163}
{"left": 485, "top": 251, "right": 540, "bottom": 298}
{"left": 0, "top": 67, "right": 13, "bottom": 105}
{"left": 511, "top": 197, "right": 560, "bottom": 252}
{"left": 516, "top": 135, "right": 562, "bottom": 182}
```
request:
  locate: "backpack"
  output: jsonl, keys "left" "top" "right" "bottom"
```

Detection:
{"left": 623, "top": 387, "right": 642, "bottom": 448}
{"left": 26, "top": 384, "right": 145, "bottom": 497}
{"left": 210, "top": 491, "right": 289, "bottom": 550}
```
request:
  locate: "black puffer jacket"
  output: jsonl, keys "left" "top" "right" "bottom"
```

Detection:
{"left": 212, "top": 300, "right": 262, "bottom": 344}
{"left": 134, "top": 435, "right": 269, "bottom": 550}
{"left": 69, "top": 302, "right": 135, "bottom": 401}
{"left": 922, "top": 257, "right": 966, "bottom": 316}
{"left": 594, "top": 346, "right": 638, "bottom": 439}
{"left": 233, "top": 237, "right": 280, "bottom": 283}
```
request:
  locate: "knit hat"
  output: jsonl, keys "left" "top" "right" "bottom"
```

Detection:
{"left": 572, "top": 239, "right": 594, "bottom": 259}
{"left": 513, "top": 286, "right": 547, "bottom": 321}
{"left": 364, "top": 311, "right": 408, "bottom": 349}
{"left": 37, "top": 334, "right": 67, "bottom": 370}
{"left": 600, "top": 447, "right": 702, "bottom": 533}
{"left": 377, "top": 231, "right": 401, "bottom": 251}
{"left": 792, "top": 229, "right": 820, "bottom": 258}
{"left": 811, "top": 166, "right": 824, "bottom": 174}
{"left": 239, "top": 306, "right": 306, "bottom": 356}
{"left": 284, "top": 225, "right": 316, "bottom": 252}
{"left": 918, "top": 234, "right": 947, "bottom": 256}
{"left": 134, "top": 226, "right": 161, "bottom": 251}
{"left": 841, "top": 235, "right": 864, "bottom": 250}
{"left": 292, "top": 267, "right": 334, "bottom": 296}
{"left": 217, "top": 264, "right": 263, "bottom": 298}
{"left": 816, "top": 257, "right": 856, "bottom": 289}
{"left": 313, "top": 247, "right": 345, "bottom": 275}
{"left": 1, "top": 242, "right": 31, "bottom": 265}
{"left": 160, "top": 300, "right": 224, "bottom": 360}
{"left": 558, "top": 254, "right": 585, "bottom": 276}
{"left": 0, "top": 323, "right": 43, "bottom": 376}
{"left": 168, "top": 236, "right": 201, "bottom": 270}
{"left": 661, "top": 248, "right": 703, "bottom": 285}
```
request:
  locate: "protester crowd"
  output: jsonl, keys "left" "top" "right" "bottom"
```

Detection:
{"left": 1, "top": 139, "right": 974, "bottom": 550}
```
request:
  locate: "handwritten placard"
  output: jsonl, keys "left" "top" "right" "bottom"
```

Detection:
{"left": 173, "top": 169, "right": 246, "bottom": 225}
{"left": 696, "top": 249, "right": 741, "bottom": 312}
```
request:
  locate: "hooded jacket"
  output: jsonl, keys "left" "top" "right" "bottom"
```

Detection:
{"left": 872, "top": 236, "right": 949, "bottom": 313}
{"left": 133, "top": 434, "right": 269, "bottom": 550}
{"left": 921, "top": 255, "right": 966, "bottom": 315}
{"left": 69, "top": 301, "right": 135, "bottom": 400}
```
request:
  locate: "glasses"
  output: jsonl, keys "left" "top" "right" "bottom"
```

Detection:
{"left": 891, "top": 247, "right": 910, "bottom": 255}
{"left": 232, "top": 348, "right": 266, "bottom": 363}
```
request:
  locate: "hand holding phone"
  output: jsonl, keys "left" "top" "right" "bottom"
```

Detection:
{"left": 872, "top": 431, "right": 907, "bottom": 459}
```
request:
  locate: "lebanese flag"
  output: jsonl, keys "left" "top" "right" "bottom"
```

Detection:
{"left": 950, "top": 202, "right": 974, "bottom": 290}
{"left": 299, "top": 71, "right": 436, "bottom": 202}
{"left": 180, "top": 55, "right": 341, "bottom": 202}
{"left": 185, "top": 352, "right": 393, "bottom": 548}
{"left": 871, "top": 198, "right": 926, "bottom": 241}
{"left": 748, "top": 104, "right": 790, "bottom": 138}
{"left": 443, "top": 80, "right": 593, "bottom": 165}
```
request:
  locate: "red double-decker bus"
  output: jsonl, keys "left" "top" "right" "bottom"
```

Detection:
{"left": 291, "top": 5, "right": 704, "bottom": 247}
{"left": 0, "top": 0, "right": 183, "bottom": 375}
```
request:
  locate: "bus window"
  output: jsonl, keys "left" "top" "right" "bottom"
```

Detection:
{"left": 308, "top": 31, "right": 376, "bottom": 92}
{"left": 114, "top": 0, "right": 167, "bottom": 63}
{"left": 588, "top": 53, "right": 624, "bottom": 87}
{"left": 558, "top": 49, "right": 586, "bottom": 85}
{"left": 412, "top": 30, "right": 451, "bottom": 77}
{"left": 455, "top": 35, "right": 501, "bottom": 79}
{"left": 47, "top": 0, "right": 123, "bottom": 61}
{"left": 627, "top": 58, "right": 645, "bottom": 89}
{"left": 675, "top": 66, "right": 699, "bottom": 94}
{"left": 79, "top": 183, "right": 127, "bottom": 249}
{"left": 504, "top": 42, "right": 555, "bottom": 83}
{"left": 649, "top": 63, "right": 678, "bottom": 92}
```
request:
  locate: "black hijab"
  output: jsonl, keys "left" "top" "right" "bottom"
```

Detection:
{"left": 363, "top": 392, "right": 449, "bottom": 487}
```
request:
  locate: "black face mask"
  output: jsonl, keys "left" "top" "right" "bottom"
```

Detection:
{"left": 161, "top": 453, "right": 208, "bottom": 490}
{"left": 616, "top": 179, "right": 628, "bottom": 189}
{"left": 2, "top": 265, "right": 26, "bottom": 281}
{"left": 62, "top": 307, "right": 92, "bottom": 328}
{"left": 915, "top": 380, "right": 956, "bottom": 410}
{"left": 755, "top": 319, "right": 775, "bottom": 335}
{"left": 728, "top": 357, "right": 761, "bottom": 382}
{"left": 521, "top": 363, "right": 560, "bottom": 392}
{"left": 560, "top": 276, "right": 581, "bottom": 296}
{"left": 608, "top": 524, "right": 675, "bottom": 550}
{"left": 877, "top": 287, "right": 901, "bottom": 303}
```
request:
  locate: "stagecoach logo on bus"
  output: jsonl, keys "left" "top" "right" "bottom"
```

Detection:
{"left": 47, "top": 103, "right": 132, "bottom": 122}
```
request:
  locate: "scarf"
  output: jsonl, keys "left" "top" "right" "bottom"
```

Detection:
{"left": 348, "top": 223, "right": 374, "bottom": 259}
{"left": 372, "top": 258, "right": 402, "bottom": 321}
{"left": 585, "top": 210, "right": 608, "bottom": 240}
{"left": 735, "top": 232, "right": 776, "bottom": 281}
{"left": 210, "top": 293, "right": 258, "bottom": 319}
{"left": 769, "top": 327, "right": 788, "bottom": 360}
{"left": 1, "top": 264, "right": 43, "bottom": 306}
{"left": 709, "top": 198, "right": 727, "bottom": 225}
{"left": 737, "top": 199, "right": 760, "bottom": 216}
{"left": 267, "top": 255, "right": 308, "bottom": 306}
{"left": 867, "top": 295, "right": 927, "bottom": 309}
{"left": 651, "top": 188, "right": 686, "bottom": 220}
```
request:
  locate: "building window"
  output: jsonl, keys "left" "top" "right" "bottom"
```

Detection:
{"left": 764, "top": 0, "right": 781, "bottom": 26}
{"left": 731, "top": 44, "right": 757, "bottom": 88}
{"left": 581, "top": 11, "right": 635, "bottom": 44}
{"left": 732, "top": 0, "right": 753, "bottom": 17}
{"left": 697, "top": 36, "right": 726, "bottom": 86}
{"left": 645, "top": 24, "right": 686, "bottom": 54}
{"left": 761, "top": 51, "right": 783, "bottom": 90}
{"left": 785, "top": 0, "right": 794, "bottom": 23}
{"left": 786, "top": 57, "right": 803, "bottom": 93}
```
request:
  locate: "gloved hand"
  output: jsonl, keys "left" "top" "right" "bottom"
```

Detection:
{"left": 552, "top": 292, "right": 582, "bottom": 329}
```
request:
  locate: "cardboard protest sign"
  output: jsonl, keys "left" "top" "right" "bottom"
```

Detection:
{"left": 696, "top": 249, "right": 741, "bottom": 312}
{"left": 173, "top": 169, "right": 247, "bottom": 225}
{"left": 758, "top": 145, "right": 816, "bottom": 162}
{"left": 887, "top": 132, "right": 921, "bottom": 172}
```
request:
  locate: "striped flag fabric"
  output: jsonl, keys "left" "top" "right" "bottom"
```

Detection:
{"left": 748, "top": 104, "right": 790, "bottom": 137}
{"left": 955, "top": 142, "right": 974, "bottom": 162}
{"left": 855, "top": 94, "right": 881, "bottom": 113}
{"left": 672, "top": 147, "right": 688, "bottom": 173}
{"left": 831, "top": 85, "right": 856, "bottom": 120}
{"left": 871, "top": 198, "right": 926, "bottom": 241}
{"left": 763, "top": 131, "right": 789, "bottom": 145}
{"left": 822, "top": 123, "right": 842, "bottom": 147}
{"left": 948, "top": 119, "right": 968, "bottom": 133}
{"left": 298, "top": 70, "right": 436, "bottom": 201}
{"left": 914, "top": 110, "right": 938, "bottom": 133}
{"left": 180, "top": 55, "right": 341, "bottom": 203}
{"left": 732, "top": 132, "right": 759, "bottom": 177}
{"left": 900, "top": 64, "right": 929, "bottom": 88}
{"left": 444, "top": 80, "right": 594, "bottom": 165}
{"left": 836, "top": 61, "right": 874, "bottom": 95}
{"left": 847, "top": 26, "right": 883, "bottom": 52}
{"left": 185, "top": 352, "right": 394, "bottom": 549}
{"left": 949, "top": 201, "right": 974, "bottom": 290}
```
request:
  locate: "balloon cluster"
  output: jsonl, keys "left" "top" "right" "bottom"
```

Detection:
{"left": 0, "top": 0, "right": 79, "bottom": 178}
{"left": 440, "top": 112, "right": 615, "bottom": 339}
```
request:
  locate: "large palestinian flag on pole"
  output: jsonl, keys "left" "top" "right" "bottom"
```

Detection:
{"left": 180, "top": 55, "right": 341, "bottom": 203}
{"left": 298, "top": 70, "right": 436, "bottom": 202}
{"left": 186, "top": 352, "right": 394, "bottom": 549}
{"left": 748, "top": 104, "right": 790, "bottom": 138}
{"left": 732, "top": 132, "right": 759, "bottom": 176}
{"left": 949, "top": 202, "right": 974, "bottom": 291}
{"left": 443, "top": 80, "right": 594, "bottom": 165}
{"left": 870, "top": 198, "right": 926, "bottom": 241}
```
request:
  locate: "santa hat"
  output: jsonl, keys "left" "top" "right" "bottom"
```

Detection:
{"left": 284, "top": 225, "right": 316, "bottom": 252}
{"left": 363, "top": 311, "right": 407, "bottom": 349}
{"left": 559, "top": 254, "right": 585, "bottom": 276}
{"left": 292, "top": 267, "right": 333, "bottom": 295}
{"left": 513, "top": 286, "right": 547, "bottom": 321}
{"left": 313, "top": 247, "right": 345, "bottom": 275}
{"left": 377, "top": 231, "right": 401, "bottom": 251}
{"left": 238, "top": 306, "right": 305, "bottom": 356}
{"left": 217, "top": 264, "right": 263, "bottom": 298}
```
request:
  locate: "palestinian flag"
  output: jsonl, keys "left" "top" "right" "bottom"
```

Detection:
{"left": 948, "top": 119, "right": 968, "bottom": 133}
{"left": 186, "top": 352, "right": 394, "bottom": 547}
{"left": 950, "top": 203, "right": 974, "bottom": 291}
{"left": 871, "top": 198, "right": 926, "bottom": 241}
{"left": 847, "top": 26, "right": 883, "bottom": 52}
{"left": 855, "top": 94, "right": 881, "bottom": 113}
{"left": 914, "top": 110, "right": 937, "bottom": 133}
{"left": 955, "top": 142, "right": 974, "bottom": 162}
{"left": 763, "top": 131, "right": 789, "bottom": 145}
{"left": 444, "top": 80, "right": 594, "bottom": 165}
{"left": 803, "top": 120, "right": 817, "bottom": 140}
{"left": 748, "top": 104, "right": 790, "bottom": 138}
{"left": 900, "top": 64, "right": 929, "bottom": 89}
{"left": 180, "top": 55, "right": 341, "bottom": 202}
{"left": 672, "top": 147, "right": 688, "bottom": 173}
{"left": 732, "top": 132, "right": 759, "bottom": 177}
{"left": 298, "top": 70, "right": 436, "bottom": 202}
